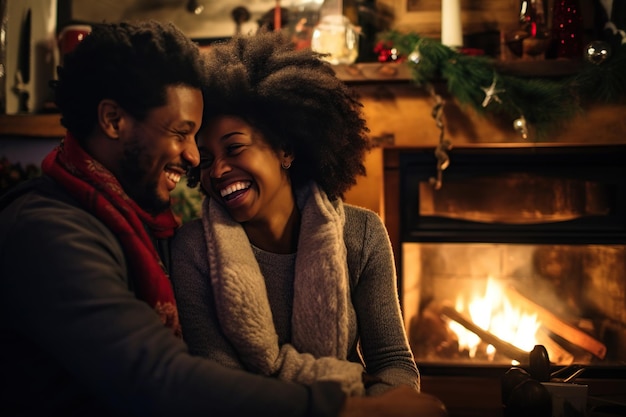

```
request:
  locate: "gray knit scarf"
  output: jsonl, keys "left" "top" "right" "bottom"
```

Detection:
{"left": 201, "top": 182, "right": 365, "bottom": 395}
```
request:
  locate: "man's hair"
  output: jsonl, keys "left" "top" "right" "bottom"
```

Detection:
{"left": 52, "top": 20, "right": 206, "bottom": 143}
{"left": 191, "top": 30, "right": 371, "bottom": 200}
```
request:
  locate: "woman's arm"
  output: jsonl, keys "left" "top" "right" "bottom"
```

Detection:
{"left": 345, "top": 207, "right": 420, "bottom": 395}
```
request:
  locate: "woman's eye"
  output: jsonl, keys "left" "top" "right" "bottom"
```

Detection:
{"left": 199, "top": 156, "right": 213, "bottom": 169}
{"left": 226, "top": 144, "right": 244, "bottom": 154}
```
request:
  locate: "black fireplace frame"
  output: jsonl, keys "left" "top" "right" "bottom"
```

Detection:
{"left": 398, "top": 144, "right": 626, "bottom": 246}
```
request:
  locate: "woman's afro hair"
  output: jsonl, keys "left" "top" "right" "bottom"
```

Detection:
{"left": 194, "top": 30, "right": 371, "bottom": 200}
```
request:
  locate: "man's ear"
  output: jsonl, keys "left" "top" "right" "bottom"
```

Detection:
{"left": 98, "top": 99, "right": 124, "bottom": 139}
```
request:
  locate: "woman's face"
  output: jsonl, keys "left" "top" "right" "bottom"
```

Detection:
{"left": 197, "top": 115, "right": 294, "bottom": 224}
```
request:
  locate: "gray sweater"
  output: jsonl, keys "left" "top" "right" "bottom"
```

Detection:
{"left": 171, "top": 203, "right": 420, "bottom": 396}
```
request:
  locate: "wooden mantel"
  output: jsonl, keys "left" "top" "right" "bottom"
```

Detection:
{"left": 2, "top": 62, "right": 625, "bottom": 215}
{"left": 0, "top": 62, "right": 414, "bottom": 139}
{"left": 2, "top": 61, "right": 624, "bottom": 144}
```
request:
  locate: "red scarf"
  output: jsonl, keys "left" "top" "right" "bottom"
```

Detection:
{"left": 42, "top": 133, "right": 182, "bottom": 337}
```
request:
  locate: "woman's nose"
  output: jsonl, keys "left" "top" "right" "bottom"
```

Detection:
{"left": 210, "top": 156, "right": 230, "bottom": 178}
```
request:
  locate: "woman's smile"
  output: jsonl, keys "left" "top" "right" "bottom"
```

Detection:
{"left": 219, "top": 180, "right": 252, "bottom": 200}
{"left": 198, "top": 115, "right": 295, "bottom": 225}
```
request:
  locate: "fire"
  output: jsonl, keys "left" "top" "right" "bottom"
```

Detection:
{"left": 448, "top": 276, "right": 540, "bottom": 361}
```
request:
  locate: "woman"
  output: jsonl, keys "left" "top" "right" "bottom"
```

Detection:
{"left": 171, "top": 30, "right": 419, "bottom": 397}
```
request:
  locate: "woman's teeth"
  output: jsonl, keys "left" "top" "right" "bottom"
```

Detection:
{"left": 220, "top": 181, "right": 250, "bottom": 197}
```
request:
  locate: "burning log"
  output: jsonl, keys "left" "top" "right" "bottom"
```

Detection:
{"left": 535, "top": 328, "right": 574, "bottom": 365}
{"left": 440, "top": 304, "right": 530, "bottom": 363}
{"left": 504, "top": 286, "right": 606, "bottom": 360}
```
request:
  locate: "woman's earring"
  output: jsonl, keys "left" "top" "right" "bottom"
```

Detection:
{"left": 281, "top": 161, "right": 292, "bottom": 170}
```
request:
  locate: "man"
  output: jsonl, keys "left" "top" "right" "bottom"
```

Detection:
{"left": 0, "top": 20, "right": 447, "bottom": 417}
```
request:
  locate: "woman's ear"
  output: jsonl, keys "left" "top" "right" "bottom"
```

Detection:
{"left": 280, "top": 149, "right": 295, "bottom": 168}
{"left": 97, "top": 99, "right": 123, "bottom": 139}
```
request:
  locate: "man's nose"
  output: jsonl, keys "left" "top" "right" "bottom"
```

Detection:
{"left": 183, "top": 142, "right": 200, "bottom": 167}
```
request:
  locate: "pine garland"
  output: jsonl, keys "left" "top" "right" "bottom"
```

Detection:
{"left": 378, "top": 31, "right": 626, "bottom": 139}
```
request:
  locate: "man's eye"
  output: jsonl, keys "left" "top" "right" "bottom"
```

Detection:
{"left": 174, "top": 130, "right": 190, "bottom": 139}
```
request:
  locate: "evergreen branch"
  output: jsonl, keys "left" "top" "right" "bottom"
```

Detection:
{"left": 378, "top": 31, "right": 626, "bottom": 140}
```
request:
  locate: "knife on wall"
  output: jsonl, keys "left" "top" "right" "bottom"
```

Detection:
{"left": 12, "top": 7, "right": 31, "bottom": 113}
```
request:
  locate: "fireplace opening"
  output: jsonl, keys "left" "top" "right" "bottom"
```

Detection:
{"left": 403, "top": 242, "right": 624, "bottom": 366}
{"left": 387, "top": 145, "right": 626, "bottom": 369}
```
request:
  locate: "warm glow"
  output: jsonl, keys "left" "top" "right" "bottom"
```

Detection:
{"left": 448, "top": 276, "right": 540, "bottom": 360}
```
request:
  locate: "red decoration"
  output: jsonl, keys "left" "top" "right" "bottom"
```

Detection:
{"left": 374, "top": 41, "right": 404, "bottom": 62}
{"left": 550, "top": 0, "right": 584, "bottom": 59}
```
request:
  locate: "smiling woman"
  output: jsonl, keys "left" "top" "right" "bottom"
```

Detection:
{"left": 170, "top": 30, "right": 421, "bottom": 401}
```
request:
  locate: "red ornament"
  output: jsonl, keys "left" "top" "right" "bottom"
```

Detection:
{"left": 374, "top": 41, "right": 404, "bottom": 62}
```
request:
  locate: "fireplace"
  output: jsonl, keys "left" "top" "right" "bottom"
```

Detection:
{"left": 383, "top": 144, "right": 626, "bottom": 372}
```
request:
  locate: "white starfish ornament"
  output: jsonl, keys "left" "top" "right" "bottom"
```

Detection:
{"left": 481, "top": 77, "right": 505, "bottom": 107}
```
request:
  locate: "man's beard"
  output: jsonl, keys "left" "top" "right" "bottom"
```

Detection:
{"left": 119, "top": 141, "right": 170, "bottom": 215}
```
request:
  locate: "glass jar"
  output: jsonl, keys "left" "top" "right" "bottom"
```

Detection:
{"left": 311, "top": 14, "right": 359, "bottom": 64}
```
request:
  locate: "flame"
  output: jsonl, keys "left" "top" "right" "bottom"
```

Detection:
{"left": 449, "top": 276, "right": 540, "bottom": 360}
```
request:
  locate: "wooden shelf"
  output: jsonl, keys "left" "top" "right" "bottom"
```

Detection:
{"left": 0, "top": 60, "right": 596, "bottom": 139}
{"left": 334, "top": 62, "right": 414, "bottom": 83}
{"left": 0, "top": 113, "right": 64, "bottom": 139}
{"left": 334, "top": 59, "right": 583, "bottom": 83}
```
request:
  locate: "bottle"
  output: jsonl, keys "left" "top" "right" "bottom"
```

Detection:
{"left": 520, "top": 0, "right": 550, "bottom": 59}
{"left": 505, "top": 0, "right": 549, "bottom": 59}
{"left": 520, "top": 0, "right": 548, "bottom": 38}
{"left": 288, "top": 0, "right": 323, "bottom": 50}
{"left": 343, "top": 0, "right": 358, "bottom": 26}
{"left": 354, "top": 0, "right": 379, "bottom": 62}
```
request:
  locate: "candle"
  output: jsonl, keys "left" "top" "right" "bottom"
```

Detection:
{"left": 441, "top": 0, "right": 463, "bottom": 49}
{"left": 274, "top": 0, "right": 281, "bottom": 31}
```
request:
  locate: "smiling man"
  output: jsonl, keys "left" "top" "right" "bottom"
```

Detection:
{"left": 94, "top": 84, "right": 202, "bottom": 215}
